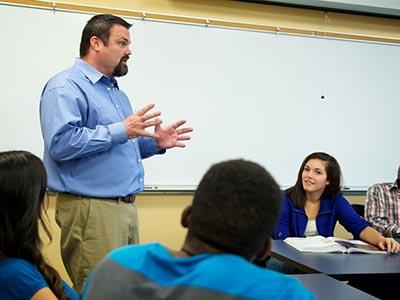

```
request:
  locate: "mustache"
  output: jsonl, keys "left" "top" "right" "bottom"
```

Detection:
{"left": 121, "top": 55, "right": 130, "bottom": 62}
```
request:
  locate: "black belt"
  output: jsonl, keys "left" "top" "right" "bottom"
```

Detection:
{"left": 59, "top": 193, "right": 136, "bottom": 204}
{"left": 115, "top": 195, "right": 136, "bottom": 204}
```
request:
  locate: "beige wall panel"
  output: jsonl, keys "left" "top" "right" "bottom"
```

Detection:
{"left": 2, "top": 0, "right": 400, "bottom": 39}
{"left": 328, "top": 12, "right": 400, "bottom": 37}
{"left": 57, "top": 0, "right": 400, "bottom": 37}
{"left": 42, "top": 193, "right": 365, "bottom": 283}
{"left": 40, "top": 195, "right": 72, "bottom": 285}
{"left": 135, "top": 194, "right": 192, "bottom": 249}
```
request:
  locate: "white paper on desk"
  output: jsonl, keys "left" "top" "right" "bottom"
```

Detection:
{"left": 284, "top": 236, "right": 386, "bottom": 254}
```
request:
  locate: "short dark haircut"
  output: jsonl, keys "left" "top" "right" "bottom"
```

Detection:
{"left": 188, "top": 159, "right": 282, "bottom": 259}
{"left": 288, "top": 152, "right": 342, "bottom": 208}
{"left": 0, "top": 151, "right": 69, "bottom": 299}
{"left": 80, "top": 14, "right": 132, "bottom": 57}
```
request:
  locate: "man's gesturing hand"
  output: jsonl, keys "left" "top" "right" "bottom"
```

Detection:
{"left": 124, "top": 103, "right": 161, "bottom": 139}
{"left": 155, "top": 119, "right": 193, "bottom": 149}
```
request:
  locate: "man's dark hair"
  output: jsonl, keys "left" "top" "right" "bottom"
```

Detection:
{"left": 80, "top": 14, "right": 132, "bottom": 57}
{"left": 188, "top": 159, "right": 282, "bottom": 259}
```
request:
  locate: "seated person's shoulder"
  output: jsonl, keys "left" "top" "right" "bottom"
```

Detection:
{"left": 0, "top": 258, "right": 48, "bottom": 299}
{"left": 107, "top": 243, "right": 151, "bottom": 261}
{"left": 207, "top": 256, "right": 314, "bottom": 299}
{"left": 372, "top": 181, "right": 395, "bottom": 190}
{"left": 242, "top": 262, "right": 314, "bottom": 299}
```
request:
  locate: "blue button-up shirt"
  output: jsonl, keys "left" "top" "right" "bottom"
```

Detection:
{"left": 40, "top": 58, "right": 163, "bottom": 197}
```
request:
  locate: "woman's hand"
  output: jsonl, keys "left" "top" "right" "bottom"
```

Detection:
{"left": 377, "top": 237, "right": 400, "bottom": 253}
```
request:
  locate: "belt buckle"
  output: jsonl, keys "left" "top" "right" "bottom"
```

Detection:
{"left": 118, "top": 195, "right": 136, "bottom": 204}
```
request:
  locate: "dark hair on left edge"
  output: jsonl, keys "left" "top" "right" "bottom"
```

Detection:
{"left": 189, "top": 159, "right": 282, "bottom": 260}
{"left": 287, "top": 152, "right": 342, "bottom": 208}
{"left": 0, "top": 151, "right": 70, "bottom": 299}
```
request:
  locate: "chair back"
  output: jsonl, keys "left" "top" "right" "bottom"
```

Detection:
{"left": 351, "top": 204, "right": 365, "bottom": 218}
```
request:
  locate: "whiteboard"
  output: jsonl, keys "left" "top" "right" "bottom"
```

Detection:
{"left": 1, "top": 4, "right": 399, "bottom": 191}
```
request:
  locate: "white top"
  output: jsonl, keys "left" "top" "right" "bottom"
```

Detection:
{"left": 304, "top": 219, "right": 318, "bottom": 237}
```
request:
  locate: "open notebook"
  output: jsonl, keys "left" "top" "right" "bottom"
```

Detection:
{"left": 284, "top": 236, "right": 386, "bottom": 254}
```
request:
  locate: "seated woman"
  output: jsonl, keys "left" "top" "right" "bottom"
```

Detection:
{"left": 269, "top": 152, "right": 400, "bottom": 298}
{"left": 273, "top": 152, "right": 399, "bottom": 251}
{"left": 0, "top": 151, "right": 78, "bottom": 300}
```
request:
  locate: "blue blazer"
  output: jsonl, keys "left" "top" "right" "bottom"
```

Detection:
{"left": 273, "top": 193, "right": 369, "bottom": 240}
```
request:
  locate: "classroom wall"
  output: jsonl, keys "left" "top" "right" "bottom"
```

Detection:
{"left": 18, "top": 0, "right": 393, "bottom": 284}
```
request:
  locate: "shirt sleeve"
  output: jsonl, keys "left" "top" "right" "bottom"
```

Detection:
{"left": 40, "top": 86, "right": 128, "bottom": 162}
{"left": 62, "top": 280, "right": 79, "bottom": 300}
{"left": 0, "top": 261, "right": 48, "bottom": 299}
{"left": 335, "top": 194, "right": 369, "bottom": 239}
{"left": 365, "top": 184, "right": 398, "bottom": 237}
{"left": 273, "top": 196, "right": 293, "bottom": 239}
{"left": 138, "top": 136, "right": 166, "bottom": 159}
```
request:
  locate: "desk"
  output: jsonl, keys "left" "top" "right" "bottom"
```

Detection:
{"left": 271, "top": 240, "right": 400, "bottom": 281}
{"left": 290, "top": 274, "right": 378, "bottom": 300}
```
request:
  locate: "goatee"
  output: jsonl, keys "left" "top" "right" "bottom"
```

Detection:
{"left": 113, "top": 55, "right": 129, "bottom": 77}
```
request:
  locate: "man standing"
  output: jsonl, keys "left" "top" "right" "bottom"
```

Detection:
{"left": 40, "top": 14, "right": 192, "bottom": 291}
{"left": 366, "top": 166, "right": 400, "bottom": 238}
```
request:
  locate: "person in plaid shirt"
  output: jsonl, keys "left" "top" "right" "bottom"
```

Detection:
{"left": 366, "top": 166, "right": 400, "bottom": 238}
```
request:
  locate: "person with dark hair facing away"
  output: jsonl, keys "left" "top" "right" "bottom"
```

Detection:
{"left": 40, "top": 14, "right": 192, "bottom": 291}
{"left": 272, "top": 152, "right": 399, "bottom": 251}
{"left": 81, "top": 159, "right": 315, "bottom": 299}
{"left": 366, "top": 166, "right": 400, "bottom": 239}
{"left": 0, "top": 150, "right": 78, "bottom": 300}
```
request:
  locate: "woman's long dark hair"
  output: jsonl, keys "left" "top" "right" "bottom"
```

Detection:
{"left": 287, "top": 152, "right": 342, "bottom": 208}
{"left": 0, "top": 151, "right": 70, "bottom": 299}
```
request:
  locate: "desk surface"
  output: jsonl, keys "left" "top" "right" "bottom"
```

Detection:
{"left": 290, "top": 274, "right": 378, "bottom": 300}
{"left": 272, "top": 239, "right": 400, "bottom": 280}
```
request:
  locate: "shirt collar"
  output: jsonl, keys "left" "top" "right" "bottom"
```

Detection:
{"left": 73, "top": 58, "right": 119, "bottom": 89}
{"left": 389, "top": 179, "right": 399, "bottom": 191}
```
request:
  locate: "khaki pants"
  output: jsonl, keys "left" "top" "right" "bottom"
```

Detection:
{"left": 55, "top": 193, "right": 139, "bottom": 292}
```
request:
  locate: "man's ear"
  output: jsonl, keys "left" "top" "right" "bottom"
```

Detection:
{"left": 253, "top": 238, "right": 272, "bottom": 262}
{"left": 181, "top": 205, "right": 192, "bottom": 228}
{"left": 90, "top": 36, "right": 103, "bottom": 52}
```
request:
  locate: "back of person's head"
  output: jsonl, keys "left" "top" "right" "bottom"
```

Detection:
{"left": 188, "top": 159, "right": 281, "bottom": 260}
{"left": 80, "top": 14, "right": 132, "bottom": 57}
{"left": 0, "top": 150, "right": 47, "bottom": 256}
{"left": 0, "top": 150, "right": 69, "bottom": 299}
{"left": 288, "top": 152, "right": 342, "bottom": 207}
